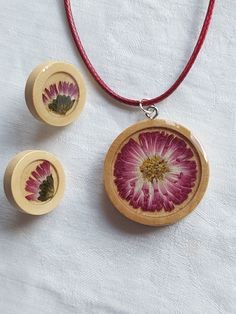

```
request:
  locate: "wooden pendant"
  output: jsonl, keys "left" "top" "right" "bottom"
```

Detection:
{"left": 104, "top": 119, "right": 209, "bottom": 226}
{"left": 4, "top": 150, "right": 65, "bottom": 215}
{"left": 25, "top": 61, "right": 86, "bottom": 127}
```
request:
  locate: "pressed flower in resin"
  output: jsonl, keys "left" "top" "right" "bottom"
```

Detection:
{"left": 25, "top": 161, "right": 55, "bottom": 202}
{"left": 114, "top": 131, "right": 198, "bottom": 212}
{"left": 42, "top": 81, "right": 79, "bottom": 115}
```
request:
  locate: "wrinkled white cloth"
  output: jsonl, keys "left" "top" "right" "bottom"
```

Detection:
{"left": 0, "top": 1, "right": 235, "bottom": 313}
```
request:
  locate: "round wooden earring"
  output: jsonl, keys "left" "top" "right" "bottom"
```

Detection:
{"left": 104, "top": 119, "right": 209, "bottom": 226}
{"left": 4, "top": 150, "right": 65, "bottom": 215}
{"left": 25, "top": 61, "right": 86, "bottom": 126}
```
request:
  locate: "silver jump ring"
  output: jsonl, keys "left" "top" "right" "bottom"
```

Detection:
{"left": 139, "top": 101, "right": 159, "bottom": 120}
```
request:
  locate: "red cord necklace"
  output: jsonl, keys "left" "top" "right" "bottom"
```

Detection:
{"left": 64, "top": 0, "right": 215, "bottom": 107}
{"left": 64, "top": 1, "right": 215, "bottom": 226}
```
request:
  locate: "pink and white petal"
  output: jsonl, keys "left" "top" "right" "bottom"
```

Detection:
{"left": 62, "top": 81, "right": 69, "bottom": 95}
{"left": 151, "top": 189, "right": 163, "bottom": 211}
{"left": 160, "top": 134, "right": 175, "bottom": 158}
{"left": 42, "top": 94, "right": 48, "bottom": 104}
{"left": 171, "top": 159, "right": 197, "bottom": 170}
{"left": 115, "top": 154, "right": 139, "bottom": 171}
{"left": 68, "top": 83, "right": 74, "bottom": 96}
{"left": 25, "top": 184, "right": 38, "bottom": 194}
{"left": 157, "top": 181, "right": 176, "bottom": 211}
{"left": 71, "top": 85, "right": 79, "bottom": 98}
{"left": 128, "top": 139, "right": 147, "bottom": 160}
{"left": 114, "top": 164, "right": 137, "bottom": 176}
{"left": 53, "top": 83, "right": 58, "bottom": 96}
{"left": 44, "top": 88, "right": 52, "bottom": 100}
{"left": 164, "top": 173, "right": 178, "bottom": 184}
{"left": 142, "top": 183, "right": 153, "bottom": 211}
{"left": 115, "top": 175, "right": 139, "bottom": 191}
{"left": 163, "top": 137, "right": 186, "bottom": 160}
{"left": 128, "top": 179, "right": 147, "bottom": 209}
{"left": 114, "top": 171, "right": 139, "bottom": 183}
{"left": 161, "top": 180, "right": 189, "bottom": 205}
{"left": 130, "top": 189, "right": 145, "bottom": 209}
{"left": 40, "top": 161, "right": 51, "bottom": 177}
{"left": 31, "top": 170, "right": 41, "bottom": 182}
{"left": 156, "top": 132, "right": 174, "bottom": 158}
{"left": 68, "top": 83, "right": 77, "bottom": 98}
{"left": 139, "top": 132, "right": 155, "bottom": 156}
{"left": 176, "top": 172, "right": 196, "bottom": 188}
{"left": 114, "top": 167, "right": 139, "bottom": 181}
{"left": 26, "top": 177, "right": 40, "bottom": 189}
{"left": 142, "top": 181, "right": 162, "bottom": 212}
{"left": 25, "top": 194, "right": 38, "bottom": 201}
{"left": 115, "top": 158, "right": 139, "bottom": 171}
{"left": 168, "top": 147, "right": 194, "bottom": 163}
{"left": 36, "top": 165, "right": 46, "bottom": 178}
{"left": 58, "top": 81, "right": 63, "bottom": 93}
{"left": 152, "top": 131, "right": 169, "bottom": 157}
{"left": 172, "top": 164, "right": 197, "bottom": 184}
{"left": 49, "top": 84, "right": 56, "bottom": 98}
{"left": 163, "top": 198, "right": 175, "bottom": 212}
{"left": 168, "top": 147, "right": 189, "bottom": 163}
{"left": 139, "top": 131, "right": 163, "bottom": 157}
{"left": 115, "top": 176, "right": 139, "bottom": 202}
{"left": 119, "top": 139, "right": 147, "bottom": 163}
{"left": 36, "top": 161, "right": 51, "bottom": 178}
{"left": 158, "top": 180, "right": 169, "bottom": 196}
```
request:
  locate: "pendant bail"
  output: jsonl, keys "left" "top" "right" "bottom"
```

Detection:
{"left": 139, "top": 100, "right": 159, "bottom": 120}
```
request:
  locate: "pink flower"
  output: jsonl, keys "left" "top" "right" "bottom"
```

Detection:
{"left": 42, "top": 81, "right": 79, "bottom": 115}
{"left": 114, "top": 131, "right": 198, "bottom": 212}
{"left": 25, "top": 161, "right": 54, "bottom": 202}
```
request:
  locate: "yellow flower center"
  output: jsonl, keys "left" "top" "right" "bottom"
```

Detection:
{"left": 140, "top": 156, "right": 169, "bottom": 182}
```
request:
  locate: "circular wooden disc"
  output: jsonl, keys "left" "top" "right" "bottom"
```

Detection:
{"left": 104, "top": 119, "right": 209, "bottom": 226}
{"left": 25, "top": 61, "right": 86, "bottom": 126}
{"left": 4, "top": 150, "right": 65, "bottom": 215}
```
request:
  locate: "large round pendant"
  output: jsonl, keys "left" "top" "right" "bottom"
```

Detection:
{"left": 104, "top": 119, "right": 209, "bottom": 226}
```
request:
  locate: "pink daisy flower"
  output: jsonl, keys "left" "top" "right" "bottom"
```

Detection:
{"left": 25, "top": 161, "right": 54, "bottom": 202}
{"left": 114, "top": 131, "right": 198, "bottom": 212}
{"left": 42, "top": 81, "right": 79, "bottom": 115}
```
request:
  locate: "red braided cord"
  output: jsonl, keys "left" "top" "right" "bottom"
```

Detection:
{"left": 64, "top": 0, "right": 215, "bottom": 106}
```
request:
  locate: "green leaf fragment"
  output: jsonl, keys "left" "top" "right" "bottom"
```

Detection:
{"left": 38, "top": 174, "right": 55, "bottom": 202}
{"left": 48, "top": 95, "right": 75, "bottom": 115}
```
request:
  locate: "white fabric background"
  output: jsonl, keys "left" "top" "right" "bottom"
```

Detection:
{"left": 0, "top": 1, "right": 235, "bottom": 313}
